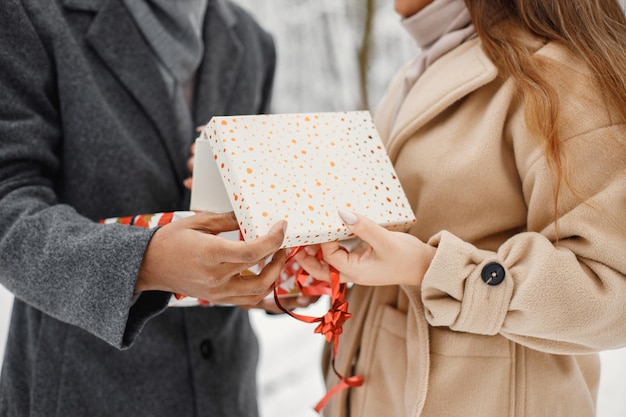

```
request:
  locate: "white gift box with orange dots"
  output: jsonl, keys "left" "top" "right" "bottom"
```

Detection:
{"left": 190, "top": 111, "right": 416, "bottom": 248}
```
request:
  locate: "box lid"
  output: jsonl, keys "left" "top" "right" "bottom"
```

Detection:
{"left": 191, "top": 111, "right": 415, "bottom": 248}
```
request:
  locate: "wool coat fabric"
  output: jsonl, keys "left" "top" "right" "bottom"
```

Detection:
{"left": 0, "top": 0, "right": 275, "bottom": 416}
{"left": 322, "top": 34, "right": 626, "bottom": 417}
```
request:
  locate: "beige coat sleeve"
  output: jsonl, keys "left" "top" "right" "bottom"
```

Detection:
{"left": 421, "top": 60, "right": 626, "bottom": 354}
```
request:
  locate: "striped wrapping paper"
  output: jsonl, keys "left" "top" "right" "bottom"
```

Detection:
{"left": 100, "top": 211, "right": 329, "bottom": 306}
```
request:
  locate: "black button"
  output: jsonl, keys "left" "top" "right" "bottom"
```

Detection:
{"left": 481, "top": 262, "right": 506, "bottom": 286}
{"left": 200, "top": 339, "right": 213, "bottom": 360}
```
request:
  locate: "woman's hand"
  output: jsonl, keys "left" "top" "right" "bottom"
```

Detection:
{"left": 295, "top": 209, "right": 435, "bottom": 287}
{"left": 136, "top": 211, "right": 287, "bottom": 305}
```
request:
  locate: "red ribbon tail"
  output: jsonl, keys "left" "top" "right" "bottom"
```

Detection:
{"left": 314, "top": 379, "right": 349, "bottom": 413}
{"left": 313, "top": 359, "right": 364, "bottom": 413}
{"left": 272, "top": 248, "right": 364, "bottom": 415}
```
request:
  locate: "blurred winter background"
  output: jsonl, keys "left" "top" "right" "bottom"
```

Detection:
{"left": 1, "top": 1, "right": 625, "bottom": 416}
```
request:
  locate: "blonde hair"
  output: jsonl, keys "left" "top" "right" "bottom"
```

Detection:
{"left": 465, "top": 0, "right": 626, "bottom": 211}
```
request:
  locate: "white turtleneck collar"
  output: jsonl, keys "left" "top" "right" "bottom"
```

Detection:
{"left": 400, "top": 0, "right": 476, "bottom": 95}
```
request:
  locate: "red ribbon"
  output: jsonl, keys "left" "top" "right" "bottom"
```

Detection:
{"left": 273, "top": 247, "right": 363, "bottom": 413}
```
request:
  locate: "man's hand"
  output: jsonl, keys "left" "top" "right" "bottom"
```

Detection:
{"left": 136, "top": 211, "right": 288, "bottom": 305}
{"left": 183, "top": 141, "right": 196, "bottom": 190}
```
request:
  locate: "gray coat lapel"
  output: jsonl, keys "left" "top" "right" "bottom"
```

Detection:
{"left": 63, "top": 0, "right": 186, "bottom": 183}
{"left": 194, "top": 0, "right": 244, "bottom": 121}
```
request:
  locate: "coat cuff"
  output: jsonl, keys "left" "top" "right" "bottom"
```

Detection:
{"left": 121, "top": 291, "right": 172, "bottom": 349}
{"left": 421, "top": 231, "right": 514, "bottom": 335}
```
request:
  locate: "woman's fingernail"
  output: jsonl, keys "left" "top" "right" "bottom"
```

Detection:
{"left": 338, "top": 208, "right": 358, "bottom": 225}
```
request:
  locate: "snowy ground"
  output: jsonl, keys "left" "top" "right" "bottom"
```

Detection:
{"left": 1, "top": 286, "right": 625, "bottom": 416}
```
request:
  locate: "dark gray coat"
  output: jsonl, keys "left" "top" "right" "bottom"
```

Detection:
{"left": 0, "top": 0, "right": 275, "bottom": 415}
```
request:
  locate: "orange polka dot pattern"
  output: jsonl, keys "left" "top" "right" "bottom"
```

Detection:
{"left": 200, "top": 111, "right": 416, "bottom": 248}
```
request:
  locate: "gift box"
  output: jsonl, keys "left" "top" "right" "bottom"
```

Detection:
{"left": 190, "top": 111, "right": 416, "bottom": 248}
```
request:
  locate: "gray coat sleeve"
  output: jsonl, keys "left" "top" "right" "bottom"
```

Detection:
{"left": 0, "top": 0, "right": 169, "bottom": 349}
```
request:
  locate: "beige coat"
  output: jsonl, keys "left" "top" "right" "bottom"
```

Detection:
{"left": 323, "top": 35, "right": 626, "bottom": 417}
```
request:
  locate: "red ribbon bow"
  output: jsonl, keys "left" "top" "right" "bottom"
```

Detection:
{"left": 273, "top": 247, "right": 364, "bottom": 413}
{"left": 315, "top": 297, "right": 351, "bottom": 343}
